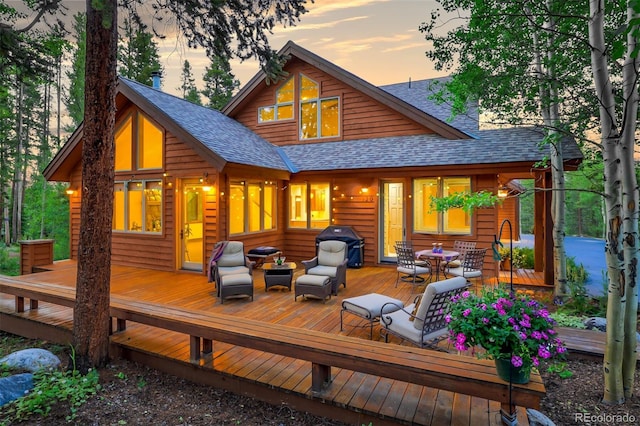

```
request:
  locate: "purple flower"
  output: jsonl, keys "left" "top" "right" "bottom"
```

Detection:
{"left": 538, "top": 346, "right": 552, "bottom": 359}
{"left": 461, "top": 290, "right": 471, "bottom": 298}
{"left": 482, "top": 317, "right": 489, "bottom": 324}
{"left": 445, "top": 314, "right": 452, "bottom": 323}
{"left": 531, "top": 331, "right": 543, "bottom": 340}
{"left": 532, "top": 357, "right": 539, "bottom": 367}
{"left": 456, "top": 333, "right": 466, "bottom": 344}
{"left": 463, "top": 308, "right": 472, "bottom": 317}
{"left": 519, "top": 332, "right": 527, "bottom": 340}
{"left": 511, "top": 355, "right": 523, "bottom": 367}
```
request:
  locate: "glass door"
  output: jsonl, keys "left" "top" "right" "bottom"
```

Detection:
{"left": 380, "top": 181, "right": 405, "bottom": 262}
{"left": 180, "top": 180, "right": 204, "bottom": 271}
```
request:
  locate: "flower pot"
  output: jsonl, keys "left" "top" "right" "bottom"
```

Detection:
{"left": 494, "top": 358, "right": 530, "bottom": 384}
{"left": 500, "top": 258, "right": 512, "bottom": 271}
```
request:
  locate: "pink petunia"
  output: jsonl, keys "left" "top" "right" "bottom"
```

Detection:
{"left": 511, "top": 355, "right": 523, "bottom": 367}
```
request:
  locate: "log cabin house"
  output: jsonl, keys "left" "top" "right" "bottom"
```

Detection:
{"left": 43, "top": 41, "right": 582, "bottom": 284}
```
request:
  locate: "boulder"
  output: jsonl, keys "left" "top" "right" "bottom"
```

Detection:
{"left": 0, "top": 373, "right": 33, "bottom": 407}
{"left": 0, "top": 348, "right": 61, "bottom": 373}
{"left": 527, "top": 408, "right": 556, "bottom": 426}
{"left": 584, "top": 317, "right": 607, "bottom": 332}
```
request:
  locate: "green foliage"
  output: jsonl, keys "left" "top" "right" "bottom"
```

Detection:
{"left": 0, "top": 367, "right": 100, "bottom": 424}
{"left": 0, "top": 246, "right": 20, "bottom": 276}
{"left": 118, "top": 17, "right": 163, "bottom": 86}
{"left": 549, "top": 312, "right": 587, "bottom": 329}
{"left": 429, "top": 191, "right": 501, "bottom": 213}
{"left": 547, "top": 361, "right": 573, "bottom": 379}
{"left": 21, "top": 180, "right": 70, "bottom": 260}
{"left": 556, "top": 278, "right": 606, "bottom": 317}
{"left": 566, "top": 256, "right": 588, "bottom": 285}
{"left": 498, "top": 246, "right": 533, "bottom": 269}
{"left": 201, "top": 55, "right": 240, "bottom": 110}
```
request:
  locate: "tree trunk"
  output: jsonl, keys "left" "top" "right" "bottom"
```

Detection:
{"left": 72, "top": 0, "right": 117, "bottom": 373}
{"left": 589, "top": 0, "right": 639, "bottom": 404}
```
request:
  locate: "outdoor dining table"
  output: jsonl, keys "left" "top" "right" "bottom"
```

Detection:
{"left": 415, "top": 249, "right": 460, "bottom": 282}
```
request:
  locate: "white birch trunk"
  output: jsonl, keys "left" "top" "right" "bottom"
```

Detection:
{"left": 588, "top": 0, "right": 638, "bottom": 403}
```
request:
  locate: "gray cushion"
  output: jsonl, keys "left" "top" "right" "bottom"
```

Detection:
{"left": 296, "top": 274, "right": 330, "bottom": 287}
{"left": 217, "top": 241, "right": 246, "bottom": 267}
{"left": 317, "top": 240, "right": 347, "bottom": 267}
{"left": 342, "top": 293, "right": 404, "bottom": 319}
{"left": 307, "top": 265, "right": 338, "bottom": 278}
{"left": 220, "top": 273, "right": 252, "bottom": 287}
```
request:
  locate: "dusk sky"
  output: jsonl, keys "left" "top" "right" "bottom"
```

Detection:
{"left": 155, "top": 0, "right": 451, "bottom": 95}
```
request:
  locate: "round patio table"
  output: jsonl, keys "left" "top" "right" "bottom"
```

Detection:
{"left": 416, "top": 250, "right": 459, "bottom": 282}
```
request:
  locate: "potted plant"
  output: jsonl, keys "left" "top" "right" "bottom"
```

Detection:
{"left": 445, "top": 286, "right": 567, "bottom": 383}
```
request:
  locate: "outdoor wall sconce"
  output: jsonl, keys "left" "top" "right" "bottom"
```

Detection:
{"left": 498, "top": 187, "right": 508, "bottom": 198}
{"left": 201, "top": 172, "right": 212, "bottom": 191}
{"left": 361, "top": 187, "right": 369, "bottom": 194}
{"left": 65, "top": 187, "right": 75, "bottom": 195}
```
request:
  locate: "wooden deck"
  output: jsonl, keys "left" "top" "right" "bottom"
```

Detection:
{"left": 0, "top": 262, "right": 553, "bottom": 425}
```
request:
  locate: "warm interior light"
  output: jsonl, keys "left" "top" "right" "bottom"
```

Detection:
{"left": 498, "top": 188, "right": 508, "bottom": 198}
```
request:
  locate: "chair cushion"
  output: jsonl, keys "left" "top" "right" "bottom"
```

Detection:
{"left": 220, "top": 273, "right": 252, "bottom": 287}
{"left": 397, "top": 265, "right": 430, "bottom": 275}
{"left": 444, "top": 260, "right": 461, "bottom": 268}
{"left": 446, "top": 267, "right": 482, "bottom": 278}
{"left": 296, "top": 274, "right": 331, "bottom": 287}
{"left": 217, "top": 241, "right": 246, "bottom": 267}
{"left": 218, "top": 266, "right": 250, "bottom": 277}
{"left": 413, "top": 277, "right": 468, "bottom": 330}
{"left": 342, "top": 293, "right": 404, "bottom": 319}
{"left": 317, "top": 241, "right": 347, "bottom": 267}
{"left": 383, "top": 303, "right": 457, "bottom": 346}
{"left": 308, "top": 265, "right": 338, "bottom": 278}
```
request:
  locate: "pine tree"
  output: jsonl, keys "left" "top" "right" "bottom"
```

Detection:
{"left": 201, "top": 55, "right": 239, "bottom": 110}
{"left": 117, "top": 17, "right": 162, "bottom": 86}
{"left": 64, "top": 12, "right": 87, "bottom": 131}
{"left": 179, "top": 60, "right": 201, "bottom": 105}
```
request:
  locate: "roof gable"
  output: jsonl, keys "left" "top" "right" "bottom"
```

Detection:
{"left": 223, "top": 40, "right": 471, "bottom": 140}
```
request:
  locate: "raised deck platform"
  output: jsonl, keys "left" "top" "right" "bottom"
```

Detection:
{"left": 0, "top": 262, "right": 561, "bottom": 425}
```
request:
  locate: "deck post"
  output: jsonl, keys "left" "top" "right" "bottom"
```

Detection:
{"left": 15, "top": 296, "right": 24, "bottom": 313}
{"left": 189, "top": 336, "right": 201, "bottom": 361}
{"left": 311, "top": 362, "right": 331, "bottom": 392}
{"left": 202, "top": 338, "right": 212, "bottom": 355}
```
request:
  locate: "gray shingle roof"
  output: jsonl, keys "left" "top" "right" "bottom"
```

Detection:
{"left": 121, "top": 78, "right": 290, "bottom": 171}
{"left": 281, "top": 127, "right": 582, "bottom": 171}
{"left": 379, "top": 78, "right": 480, "bottom": 135}
{"left": 120, "top": 77, "right": 582, "bottom": 174}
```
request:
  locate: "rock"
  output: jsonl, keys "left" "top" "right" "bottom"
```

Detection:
{"left": 0, "top": 348, "right": 61, "bottom": 373}
{"left": 584, "top": 317, "right": 607, "bottom": 332}
{"left": 0, "top": 373, "right": 33, "bottom": 407}
{"left": 527, "top": 408, "right": 556, "bottom": 426}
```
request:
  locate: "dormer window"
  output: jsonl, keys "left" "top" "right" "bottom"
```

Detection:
{"left": 299, "top": 75, "right": 339, "bottom": 140}
{"left": 258, "top": 77, "right": 294, "bottom": 122}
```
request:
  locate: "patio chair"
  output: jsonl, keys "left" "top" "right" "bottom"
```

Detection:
{"left": 444, "top": 247, "right": 487, "bottom": 287}
{"left": 395, "top": 242, "right": 431, "bottom": 287}
{"left": 380, "top": 276, "right": 469, "bottom": 349}
{"left": 442, "top": 240, "right": 477, "bottom": 271}
{"left": 301, "top": 240, "right": 348, "bottom": 295}
{"left": 210, "top": 241, "right": 254, "bottom": 303}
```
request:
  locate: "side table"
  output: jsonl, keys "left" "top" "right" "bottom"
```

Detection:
{"left": 262, "top": 262, "right": 296, "bottom": 291}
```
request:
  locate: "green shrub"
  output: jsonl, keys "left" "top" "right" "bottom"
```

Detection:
{"left": 0, "top": 246, "right": 20, "bottom": 276}
{"left": 498, "top": 246, "right": 534, "bottom": 269}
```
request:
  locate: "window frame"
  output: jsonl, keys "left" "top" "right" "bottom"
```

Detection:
{"left": 298, "top": 74, "right": 340, "bottom": 140}
{"left": 228, "top": 180, "right": 278, "bottom": 236}
{"left": 257, "top": 77, "right": 295, "bottom": 123}
{"left": 413, "top": 176, "right": 473, "bottom": 236}
{"left": 113, "top": 179, "right": 163, "bottom": 234}
{"left": 288, "top": 182, "right": 331, "bottom": 230}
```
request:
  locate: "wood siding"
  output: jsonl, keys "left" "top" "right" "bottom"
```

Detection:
{"left": 498, "top": 196, "right": 521, "bottom": 241}
{"left": 233, "top": 59, "right": 434, "bottom": 146}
